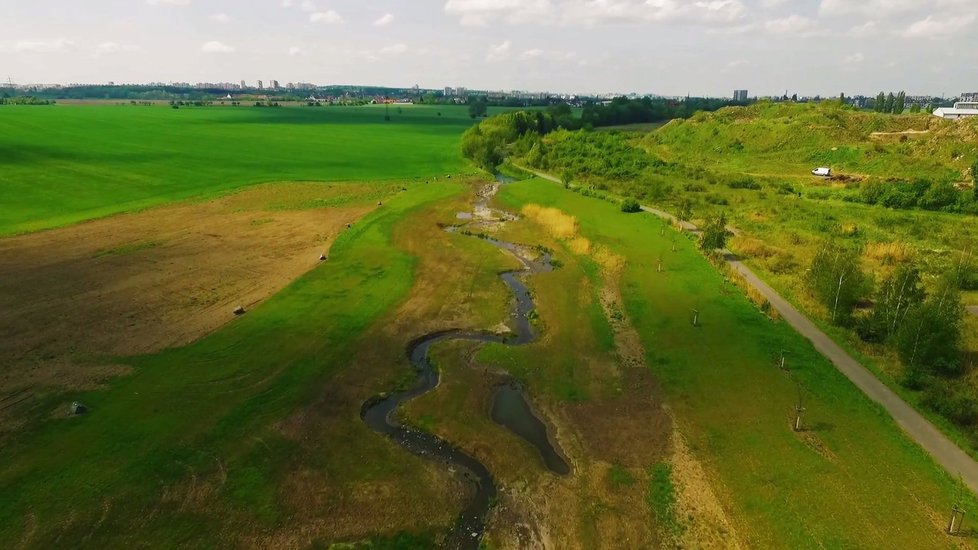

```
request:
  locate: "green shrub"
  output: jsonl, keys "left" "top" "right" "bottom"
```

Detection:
{"left": 621, "top": 198, "right": 642, "bottom": 213}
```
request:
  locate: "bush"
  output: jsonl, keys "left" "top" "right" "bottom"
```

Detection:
{"left": 620, "top": 198, "right": 642, "bottom": 213}
{"left": 726, "top": 176, "right": 761, "bottom": 190}
{"left": 922, "top": 384, "right": 978, "bottom": 427}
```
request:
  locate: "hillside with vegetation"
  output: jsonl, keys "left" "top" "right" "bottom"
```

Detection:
{"left": 464, "top": 101, "right": 978, "bottom": 454}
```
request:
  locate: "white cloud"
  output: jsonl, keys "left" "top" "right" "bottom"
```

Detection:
{"left": 820, "top": 0, "right": 975, "bottom": 18}
{"left": 201, "top": 40, "right": 235, "bottom": 53}
{"left": 300, "top": 0, "right": 318, "bottom": 12}
{"left": 763, "top": 15, "right": 821, "bottom": 35}
{"left": 147, "top": 0, "right": 190, "bottom": 5}
{"left": 724, "top": 59, "right": 749, "bottom": 71}
{"left": 288, "top": 46, "right": 305, "bottom": 56}
{"left": 15, "top": 38, "right": 74, "bottom": 53}
{"left": 847, "top": 20, "right": 880, "bottom": 37}
{"left": 445, "top": 0, "right": 746, "bottom": 27}
{"left": 486, "top": 40, "right": 512, "bottom": 62}
{"left": 903, "top": 14, "right": 975, "bottom": 38}
{"left": 209, "top": 13, "right": 232, "bottom": 23}
{"left": 281, "top": 0, "right": 293, "bottom": 6}
{"left": 518, "top": 48, "right": 577, "bottom": 62}
{"left": 374, "top": 13, "right": 395, "bottom": 26}
{"left": 94, "top": 42, "right": 140, "bottom": 57}
{"left": 380, "top": 43, "right": 408, "bottom": 55}
{"left": 819, "top": 0, "right": 915, "bottom": 17}
{"left": 310, "top": 10, "right": 344, "bottom": 23}
{"left": 843, "top": 52, "right": 865, "bottom": 71}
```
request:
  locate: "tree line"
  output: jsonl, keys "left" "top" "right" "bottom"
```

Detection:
{"left": 808, "top": 244, "right": 975, "bottom": 425}
{"left": 872, "top": 91, "right": 919, "bottom": 114}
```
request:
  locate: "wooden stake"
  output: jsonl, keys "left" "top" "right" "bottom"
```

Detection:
{"left": 948, "top": 505, "right": 965, "bottom": 535}
{"left": 691, "top": 309, "right": 699, "bottom": 327}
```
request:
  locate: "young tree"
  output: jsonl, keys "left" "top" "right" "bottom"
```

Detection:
{"left": 807, "top": 244, "right": 869, "bottom": 324}
{"left": 677, "top": 199, "right": 693, "bottom": 225}
{"left": 860, "top": 265, "right": 925, "bottom": 342}
{"left": 561, "top": 168, "right": 575, "bottom": 189}
{"left": 909, "top": 103, "right": 922, "bottom": 114}
{"left": 884, "top": 92, "right": 896, "bottom": 114}
{"left": 875, "top": 92, "right": 886, "bottom": 113}
{"left": 895, "top": 279, "right": 964, "bottom": 384}
{"left": 700, "top": 212, "right": 728, "bottom": 251}
{"left": 895, "top": 91, "right": 906, "bottom": 114}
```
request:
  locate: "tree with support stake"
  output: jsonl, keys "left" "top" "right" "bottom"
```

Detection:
{"left": 793, "top": 376, "right": 806, "bottom": 432}
{"left": 948, "top": 505, "right": 966, "bottom": 535}
{"left": 779, "top": 349, "right": 788, "bottom": 372}
{"left": 691, "top": 308, "right": 700, "bottom": 327}
{"left": 657, "top": 257, "right": 663, "bottom": 273}
{"left": 948, "top": 476, "right": 968, "bottom": 535}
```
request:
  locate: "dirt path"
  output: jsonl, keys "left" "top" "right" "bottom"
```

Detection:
{"left": 514, "top": 163, "right": 978, "bottom": 495}
{"left": 968, "top": 306, "right": 978, "bottom": 317}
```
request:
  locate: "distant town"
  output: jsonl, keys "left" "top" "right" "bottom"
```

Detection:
{"left": 1, "top": 80, "right": 975, "bottom": 116}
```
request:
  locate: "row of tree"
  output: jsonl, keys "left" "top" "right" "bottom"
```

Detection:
{"left": 807, "top": 245, "right": 969, "bottom": 391}
{"left": 0, "top": 95, "right": 54, "bottom": 105}
{"left": 873, "top": 91, "right": 908, "bottom": 114}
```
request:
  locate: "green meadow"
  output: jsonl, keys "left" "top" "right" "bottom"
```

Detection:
{"left": 0, "top": 181, "right": 463, "bottom": 546}
{"left": 495, "top": 179, "right": 977, "bottom": 548}
{"left": 0, "top": 104, "right": 484, "bottom": 235}
{"left": 4, "top": 100, "right": 978, "bottom": 547}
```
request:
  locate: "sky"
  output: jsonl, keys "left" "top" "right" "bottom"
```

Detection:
{"left": 2, "top": 0, "right": 977, "bottom": 97}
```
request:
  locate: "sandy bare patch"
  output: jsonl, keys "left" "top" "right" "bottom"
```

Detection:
{"left": 0, "top": 182, "right": 380, "bottom": 400}
{"left": 669, "top": 429, "right": 744, "bottom": 549}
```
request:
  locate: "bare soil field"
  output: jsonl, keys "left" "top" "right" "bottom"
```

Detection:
{"left": 0, "top": 182, "right": 384, "bottom": 411}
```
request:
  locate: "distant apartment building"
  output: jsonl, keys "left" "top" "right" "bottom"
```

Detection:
{"left": 240, "top": 80, "right": 246, "bottom": 89}
{"left": 961, "top": 92, "right": 978, "bottom": 102}
{"left": 444, "top": 86, "right": 454, "bottom": 96}
{"left": 271, "top": 80, "right": 280, "bottom": 90}
{"left": 733, "top": 89, "right": 749, "bottom": 101}
{"left": 257, "top": 80, "right": 263, "bottom": 89}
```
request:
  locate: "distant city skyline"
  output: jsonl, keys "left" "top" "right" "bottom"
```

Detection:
{"left": 2, "top": 1, "right": 976, "bottom": 97}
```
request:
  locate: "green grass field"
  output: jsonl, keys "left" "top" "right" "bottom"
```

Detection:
{"left": 0, "top": 104, "right": 488, "bottom": 235}
{"left": 0, "top": 182, "right": 462, "bottom": 546}
{"left": 6, "top": 101, "right": 978, "bottom": 547}
{"left": 496, "top": 179, "right": 978, "bottom": 548}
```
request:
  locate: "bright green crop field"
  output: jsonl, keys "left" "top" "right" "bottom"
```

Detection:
{"left": 0, "top": 103, "right": 487, "bottom": 235}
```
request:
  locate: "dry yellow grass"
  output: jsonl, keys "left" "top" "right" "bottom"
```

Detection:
{"left": 864, "top": 241, "right": 913, "bottom": 266}
{"left": 522, "top": 204, "right": 579, "bottom": 240}
{"left": 730, "top": 236, "right": 776, "bottom": 259}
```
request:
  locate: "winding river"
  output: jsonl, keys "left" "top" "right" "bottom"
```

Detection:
{"left": 360, "top": 176, "right": 569, "bottom": 548}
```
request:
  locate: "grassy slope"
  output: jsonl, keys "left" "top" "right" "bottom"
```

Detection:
{"left": 0, "top": 104, "right": 484, "bottom": 235}
{"left": 0, "top": 182, "right": 461, "bottom": 546}
{"left": 497, "top": 179, "right": 978, "bottom": 548}
{"left": 646, "top": 101, "right": 978, "bottom": 182}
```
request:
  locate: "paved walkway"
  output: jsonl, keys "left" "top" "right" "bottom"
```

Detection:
{"left": 513, "top": 163, "right": 978, "bottom": 494}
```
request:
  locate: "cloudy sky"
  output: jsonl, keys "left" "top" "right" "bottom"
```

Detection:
{"left": 2, "top": 0, "right": 976, "bottom": 96}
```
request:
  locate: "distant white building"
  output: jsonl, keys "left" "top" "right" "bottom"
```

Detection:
{"left": 933, "top": 102, "right": 978, "bottom": 120}
{"left": 733, "top": 89, "right": 748, "bottom": 101}
{"left": 961, "top": 92, "right": 978, "bottom": 103}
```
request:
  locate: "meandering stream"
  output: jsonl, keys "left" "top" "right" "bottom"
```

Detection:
{"left": 360, "top": 176, "right": 569, "bottom": 548}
